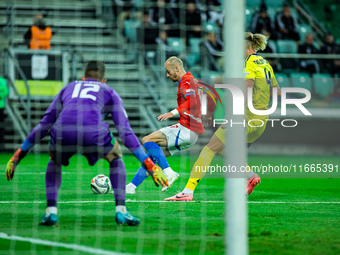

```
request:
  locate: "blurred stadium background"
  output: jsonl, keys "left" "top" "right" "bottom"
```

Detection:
{"left": 0, "top": 0, "right": 339, "bottom": 155}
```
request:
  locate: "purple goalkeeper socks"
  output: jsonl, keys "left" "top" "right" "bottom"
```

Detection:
{"left": 45, "top": 160, "right": 62, "bottom": 207}
{"left": 109, "top": 158, "right": 126, "bottom": 206}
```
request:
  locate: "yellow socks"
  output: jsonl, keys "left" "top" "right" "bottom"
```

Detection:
{"left": 184, "top": 146, "right": 216, "bottom": 193}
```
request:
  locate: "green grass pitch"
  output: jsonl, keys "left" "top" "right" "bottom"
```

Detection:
{"left": 0, "top": 153, "right": 339, "bottom": 254}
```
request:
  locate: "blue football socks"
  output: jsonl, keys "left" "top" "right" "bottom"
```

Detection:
{"left": 130, "top": 142, "right": 171, "bottom": 188}
{"left": 131, "top": 166, "right": 148, "bottom": 187}
{"left": 132, "top": 147, "right": 148, "bottom": 163}
{"left": 143, "top": 142, "right": 170, "bottom": 170}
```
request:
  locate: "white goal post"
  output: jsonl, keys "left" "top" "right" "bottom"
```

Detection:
{"left": 224, "top": 0, "right": 248, "bottom": 255}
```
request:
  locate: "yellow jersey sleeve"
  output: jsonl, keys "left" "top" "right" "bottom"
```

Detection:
{"left": 244, "top": 61, "right": 256, "bottom": 80}
{"left": 269, "top": 65, "right": 278, "bottom": 87}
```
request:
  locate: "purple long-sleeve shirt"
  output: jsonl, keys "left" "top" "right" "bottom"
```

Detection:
{"left": 27, "top": 79, "right": 142, "bottom": 154}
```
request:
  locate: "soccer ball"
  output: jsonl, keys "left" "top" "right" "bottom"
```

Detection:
{"left": 91, "top": 174, "right": 112, "bottom": 194}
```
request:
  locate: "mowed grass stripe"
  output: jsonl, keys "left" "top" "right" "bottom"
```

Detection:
{"left": 1, "top": 153, "right": 340, "bottom": 255}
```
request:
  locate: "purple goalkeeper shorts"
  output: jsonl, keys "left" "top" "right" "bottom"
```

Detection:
{"left": 49, "top": 129, "right": 115, "bottom": 166}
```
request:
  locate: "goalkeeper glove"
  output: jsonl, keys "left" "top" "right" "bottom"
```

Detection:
{"left": 143, "top": 157, "right": 169, "bottom": 188}
{"left": 6, "top": 148, "right": 27, "bottom": 181}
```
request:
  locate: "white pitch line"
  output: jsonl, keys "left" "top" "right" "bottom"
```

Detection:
{"left": 0, "top": 232, "right": 129, "bottom": 255}
{"left": 0, "top": 200, "right": 339, "bottom": 204}
{"left": 0, "top": 172, "right": 159, "bottom": 175}
{"left": 247, "top": 201, "right": 340, "bottom": 204}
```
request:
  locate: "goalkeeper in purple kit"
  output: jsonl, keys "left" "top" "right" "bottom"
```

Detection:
{"left": 5, "top": 61, "right": 168, "bottom": 226}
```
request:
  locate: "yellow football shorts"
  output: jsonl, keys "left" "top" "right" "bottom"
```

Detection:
{"left": 215, "top": 112, "right": 267, "bottom": 144}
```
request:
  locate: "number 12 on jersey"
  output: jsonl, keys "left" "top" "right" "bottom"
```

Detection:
{"left": 72, "top": 82, "right": 100, "bottom": 101}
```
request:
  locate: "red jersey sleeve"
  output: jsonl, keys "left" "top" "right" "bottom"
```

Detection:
{"left": 176, "top": 82, "right": 197, "bottom": 114}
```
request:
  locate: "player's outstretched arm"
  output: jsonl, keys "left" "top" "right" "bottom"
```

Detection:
{"left": 6, "top": 148, "right": 27, "bottom": 181}
{"left": 157, "top": 112, "right": 174, "bottom": 121}
{"left": 157, "top": 93, "right": 196, "bottom": 122}
{"left": 6, "top": 94, "right": 62, "bottom": 180}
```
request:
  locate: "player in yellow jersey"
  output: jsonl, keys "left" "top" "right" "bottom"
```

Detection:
{"left": 165, "top": 32, "right": 281, "bottom": 201}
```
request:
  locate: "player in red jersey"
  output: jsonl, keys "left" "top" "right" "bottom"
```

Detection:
{"left": 126, "top": 56, "right": 216, "bottom": 193}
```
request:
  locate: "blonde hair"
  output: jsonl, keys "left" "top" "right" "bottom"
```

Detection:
{"left": 245, "top": 32, "right": 268, "bottom": 52}
{"left": 165, "top": 56, "right": 184, "bottom": 70}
